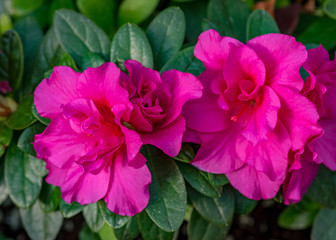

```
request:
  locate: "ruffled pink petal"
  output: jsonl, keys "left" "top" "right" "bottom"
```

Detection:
{"left": 241, "top": 86, "right": 281, "bottom": 145}
{"left": 183, "top": 71, "right": 230, "bottom": 133}
{"left": 282, "top": 150, "right": 319, "bottom": 205}
{"left": 61, "top": 162, "right": 110, "bottom": 205}
{"left": 322, "top": 82, "right": 336, "bottom": 119}
{"left": 236, "top": 122, "right": 291, "bottom": 182}
{"left": 44, "top": 161, "right": 69, "bottom": 187}
{"left": 275, "top": 86, "right": 321, "bottom": 151}
{"left": 226, "top": 164, "right": 284, "bottom": 200}
{"left": 77, "top": 62, "right": 131, "bottom": 118}
{"left": 183, "top": 128, "right": 201, "bottom": 144}
{"left": 303, "top": 45, "right": 330, "bottom": 74}
{"left": 141, "top": 115, "right": 185, "bottom": 157}
{"left": 124, "top": 59, "right": 161, "bottom": 86}
{"left": 104, "top": 152, "right": 151, "bottom": 216}
{"left": 159, "top": 70, "right": 202, "bottom": 127}
{"left": 194, "top": 30, "right": 242, "bottom": 71}
{"left": 313, "top": 118, "right": 336, "bottom": 170}
{"left": 34, "top": 116, "right": 97, "bottom": 168}
{"left": 247, "top": 34, "right": 307, "bottom": 92}
{"left": 191, "top": 128, "right": 244, "bottom": 173}
{"left": 34, "top": 66, "right": 80, "bottom": 118}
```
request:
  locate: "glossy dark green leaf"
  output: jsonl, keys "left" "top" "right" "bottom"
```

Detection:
{"left": 77, "top": 0, "right": 116, "bottom": 34}
{"left": 234, "top": 189, "right": 257, "bottom": 215}
{"left": 5, "top": 143, "right": 42, "bottom": 208}
{"left": 10, "top": 0, "right": 44, "bottom": 16}
{"left": 278, "top": 205, "right": 319, "bottom": 230}
{"left": 14, "top": 17, "right": 43, "bottom": 92}
{"left": 79, "top": 225, "right": 101, "bottom": 240}
{"left": 173, "top": 143, "right": 195, "bottom": 163}
{"left": 60, "top": 199, "right": 84, "bottom": 218}
{"left": 98, "top": 224, "right": 118, "bottom": 240}
{"left": 246, "top": 9, "right": 279, "bottom": 41}
{"left": 324, "top": 0, "right": 336, "bottom": 20}
{"left": 206, "top": 173, "right": 229, "bottom": 186}
{"left": 57, "top": 51, "right": 78, "bottom": 70}
{"left": 0, "top": 121, "right": 13, "bottom": 157}
{"left": 98, "top": 200, "right": 130, "bottom": 228}
{"left": 111, "top": 23, "right": 153, "bottom": 69}
{"left": 312, "top": 208, "right": 336, "bottom": 240}
{"left": 29, "top": 155, "right": 47, "bottom": 177}
{"left": 188, "top": 209, "right": 230, "bottom": 240}
{"left": 32, "top": 104, "right": 51, "bottom": 125}
{"left": 18, "top": 123, "right": 45, "bottom": 155}
{"left": 5, "top": 95, "right": 37, "bottom": 130}
{"left": 142, "top": 145, "right": 186, "bottom": 232}
{"left": 207, "top": 0, "right": 250, "bottom": 41}
{"left": 83, "top": 202, "right": 105, "bottom": 232}
{"left": 118, "top": 0, "right": 159, "bottom": 26}
{"left": 146, "top": 7, "right": 186, "bottom": 69}
{"left": 114, "top": 216, "right": 140, "bottom": 240}
{"left": 187, "top": 184, "right": 234, "bottom": 225}
{"left": 20, "top": 201, "right": 63, "bottom": 240}
{"left": 27, "top": 28, "right": 65, "bottom": 96}
{"left": 81, "top": 52, "right": 105, "bottom": 70}
{"left": 177, "top": 162, "right": 222, "bottom": 198}
{"left": 54, "top": 9, "right": 110, "bottom": 65}
{"left": 39, "top": 182, "right": 61, "bottom": 213}
{"left": 0, "top": 30, "right": 23, "bottom": 94}
{"left": 307, "top": 165, "right": 336, "bottom": 208}
{"left": 297, "top": 17, "right": 336, "bottom": 51}
{"left": 137, "top": 211, "right": 175, "bottom": 240}
{"left": 160, "top": 46, "right": 204, "bottom": 76}
{"left": 202, "top": 19, "right": 226, "bottom": 37}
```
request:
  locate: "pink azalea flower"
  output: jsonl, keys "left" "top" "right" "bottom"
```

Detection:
{"left": 0, "top": 81, "right": 12, "bottom": 94}
{"left": 120, "top": 60, "right": 203, "bottom": 157}
{"left": 183, "top": 30, "right": 321, "bottom": 200}
{"left": 34, "top": 63, "right": 151, "bottom": 216}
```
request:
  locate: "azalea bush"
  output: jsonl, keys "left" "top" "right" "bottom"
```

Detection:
{"left": 1, "top": 0, "right": 336, "bottom": 239}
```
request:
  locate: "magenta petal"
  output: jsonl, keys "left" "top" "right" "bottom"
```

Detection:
{"left": 44, "top": 161, "right": 68, "bottom": 187}
{"left": 191, "top": 129, "right": 244, "bottom": 174}
{"left": 275, "top": 86, "right": 321, "bottom": 151}
{"left": 104, "top": 153, "right": 151, "bottom": 216}
{"left": 247, "top": 34, "right": 307, "bottom": 92}
{"left": 226, "top": 164, "right": 283, "bottom": 200}
{"left": 141, "top": 115, "right": 185, "bottom": 157}
{"left": 120, "top": 125, "right": 143, "bottom": 167}
{"left": 77, "top": 62, "right": 131, "bottom": 111}
{"left": 159, "top": 70, "right": 203, "bottom": 127}
{"left": 313, "top": 118, "right": 336, "bottom": 170}
{"left": 61, "top": 164, "right": 110, "bottom": 205}
{"left": 194, "top": 30, "right": 242, "bottom": 71}
{"left": 303, "top": 45, "right": 330, "bottom": 74}
{"left": 34, "top": 66, "right": 80, "bottom": 118}
{"left": 34, "top": 116, "right": 96, "bottom": 168}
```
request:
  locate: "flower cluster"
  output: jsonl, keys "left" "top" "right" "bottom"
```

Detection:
{"left": 33, "top": 29, "right": 336, "bottom": 216}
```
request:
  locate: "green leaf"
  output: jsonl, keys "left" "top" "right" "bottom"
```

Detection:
{"left": 98, "top": 200, "right": 130, "bottom": 228}
{"left": 137, "top": 211, "right": 175, "bottom": 240}
{"left": 111, "top": 23, "right": 153, "bottom": 69}
{"left": 0, "top": 160, "right": 8, "bottom": 205}
{"left": 20, "top": 201, "right": 63, "bottom": 240}
{"left": 57, "top": 51, "right": 78, "bottom": 70}
{"left": 49, "top": 0, "right": 76, "bottom": 25}
{"left": 188, "top": 209, "right": 230, "bottom": 240}
{"left": 160, "top": 46, "right": 204, "bottom": 76}
{"left": 81, "top": 52, "right": 105, "bottom": 70}
{"left": 312, "top": 208, "right": 336, "bottom": 240}
{"left": 202, "top": 19, "right": 226, "bottom": 37}
{"left": 32, "top": 104, "right": 51, "bottom": 125}
{"left": 297, "top": 17, "right": 336, "bottom": 51}
{"left": 79, "top": 225, "right": 101, "bottom": 240}
{"left": 18, "top": 123, "right": 45, "bottom": 155}
{"left": 29, "top": 155, "right": 47, "bottom": 177}
{"left": 307, "top": 165, "right": 336, "bottom": 208}
{"left": 0, "top": 121, "right": 13, "bottom": 157}
{"left": 5, "top": 95, "right": 37, "bottom": 130}
{"left": 142, "top": 145, "right": 186, "bottom": 232}
{"left": 39, "top": 182, "right": 61, "bottom": 213}
{"left": 146, "top": 7, "right": 186, "bottom": 69}
{"left": 0, "top": 30, "right": 24, "bottom": 95}
{"left": 187, "top": 184, "right": 234, "bottom": 225}
{"left": 118, "top": 0, "right": 159, "bottom": 26}
{"left": 233, "top": 189, "right": 257, "bottom": 215}
{"left": 173, "top": 143, "right": 195, "bottom": 163}
{"left": 177, "top": 161, "right": 222, "bottom": 198}
{"left": 83, "top": 202, "right": 105, "bottom": 232}
{"left": 324, "top": 0, "right": 336, "bottom": 20}
{"left": 10, "top": 0, "right": 44, "bottom": 16}
{"left": 60, "top": 199, "right": 84, "bottom": 218}
{"left": 27, "top": 28, "right": 65, "bottom": 96}
{"left": 206, "top": 173, "right": 229, "bottom": 186}
{"left": 53, "top": 9, "right": 110, "bottom": 65}
{"left": 246, "top": 9, "right": 280, "bottom": 41}
{"left": 77, "top": 0, "right": 116, "bottom": 34}
{"left": 98, "top": 224, "right": 117, "bottom": 240}
{"left": 114, "top": 216, "right": 140, "bottom": 240}
{"left": 207, "top": 0, "right": 250, "bottom": 41}
{"left": 5, "top": 143, "right": 42, "bottom": 208}
{"left": 0, "top": 13, "right": 13, "bottom": 35}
